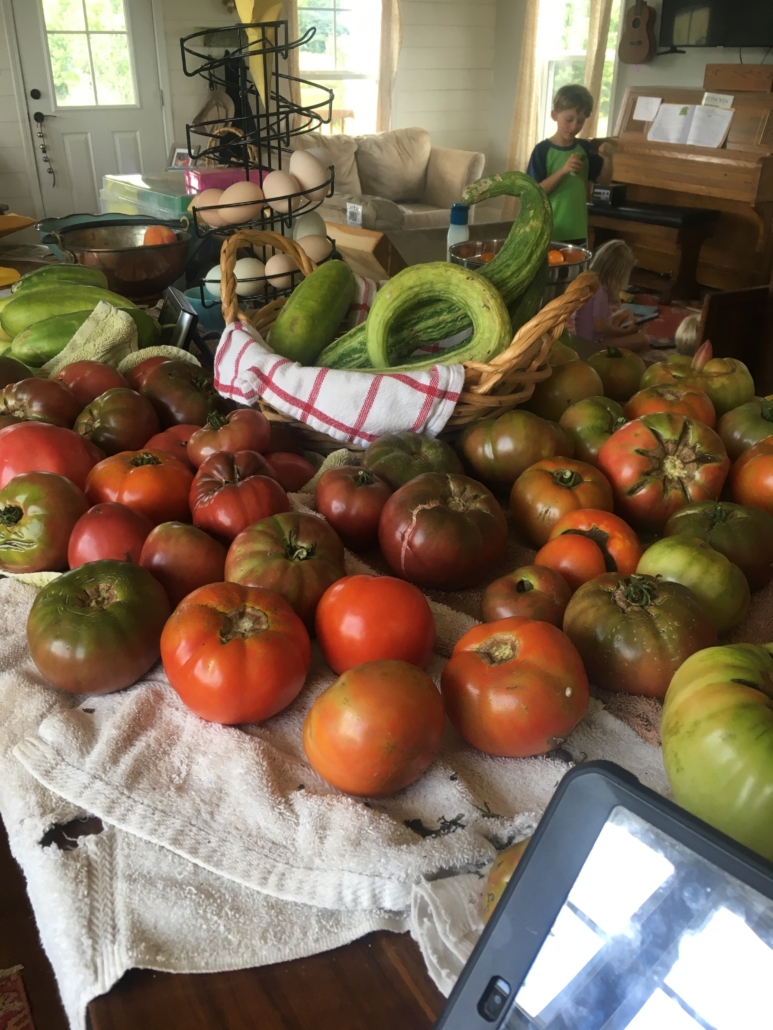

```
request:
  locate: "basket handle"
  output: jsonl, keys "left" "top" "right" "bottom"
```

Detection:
{"left": 219, "top": 229, "right": 317, "bottom": 326}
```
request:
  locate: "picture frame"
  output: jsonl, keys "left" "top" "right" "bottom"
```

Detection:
{"left": 168, "top": 145, "right": 199, "bottom": 170}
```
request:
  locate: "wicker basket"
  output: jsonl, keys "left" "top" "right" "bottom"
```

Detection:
{"left": 219, "top": 229, "right": 599, "bottom": 454}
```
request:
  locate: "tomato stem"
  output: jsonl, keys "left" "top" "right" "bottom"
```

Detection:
{"left": 476, "top": 633, "right": 519, "bottom": 666}
{"left": 760, "top": 399, "right": 773, "bottom": 424}
{"left": 284, "top": 532, "right": 316, "bottom": 562}
{"left": 0, "top": 504, "right": 23, "bottom": 526}
{"left": 606, "top": 347, "right": 623, "bottom": 358}
{"left": 616, "top": 575, "right": 659, "bottom": 610}
{"left": 515, "top": 579, "right": 534, "bottom": 594}
{"left": 131, "top": 452, "right": 162, "bottom": 467}
{"left": 219, "top": 605, "right": 269, "bottom": 643}
{"left": 355, "top": 469, "right": 375, "bottom": 487}
{"left": 205, "top": 411, "right": 229, "bottom": 430}
{"left": 552, "top": 468, "right": 584, "bottom": 490}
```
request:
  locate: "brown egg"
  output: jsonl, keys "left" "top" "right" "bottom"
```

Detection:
{"left": 297, "top": 234, "right": 332, "bottom": 262}
{"left": 218, "top": 180, "right": 266, "bottom": 225}
{"left": 263, "top": 170, "right": 301, "bottom": 214}
{"left": 190, "top": 189, "right": 226, "bottom": 228}
{"left": 264, "top": 253, "right": 299, "bottom": 290}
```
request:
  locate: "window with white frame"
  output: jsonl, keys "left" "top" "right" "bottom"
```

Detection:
{"left": 298, "top": 0, "right": 381, "bottom": 135}
{"left": 538, "top": 0, "right": 621, "bottom": 139}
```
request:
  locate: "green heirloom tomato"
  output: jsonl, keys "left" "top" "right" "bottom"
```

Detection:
{"left": 27, "top": 559, "right": 171, "bottom": 695}
{"left": 558, "top": 396, "right": 627, "bottom": 466}
{"left": 639, "top": 343, "right": 754, "bottom": 418}
{"left": 664, "top": 500, "right": 773, "bottom": 591}
{"left": 0, "top": 471, "right": 88, "bottom": 573}
{"left": 662, "top": 643, "right": 773, "bottom": 862}
{"left": 717, "top": 396, "right": 773, "bottom": 461}
{"left": 457, "top": 409, "right": 573, "bottom": 486}
{"left": 636, "top": 535, "right": 750, "bottom": 633}
{"left": 586, "top": 346, "right": 646, "bottom": 403}
{"left": 361, "top": 431, "right": 462, "bottom": 490}
{"left": 523, "top": 359, "right": 604, "bottom": 423}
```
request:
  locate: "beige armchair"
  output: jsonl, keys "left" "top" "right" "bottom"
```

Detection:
{"left": 290, "top": 127, "right": 485, "bottom": 232}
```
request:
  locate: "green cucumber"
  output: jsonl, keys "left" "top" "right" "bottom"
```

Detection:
{"left": 11, "top": 311, "right": 93, "bottom": 366}
{"left": 127, "top": 308, "right": 161, "bottom": 349}
{"left": 1, "top": 285, "right": 137, "bottom": 338}
{"left": 269, "top": 260, "right": 355, "bottom": 365}
{"left": 11, "top": 264, "right": 108, "bottom": 294}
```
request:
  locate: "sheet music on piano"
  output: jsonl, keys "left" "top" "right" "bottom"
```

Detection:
{"left": 647, "top": 103, "right": 734, "bottom": 148}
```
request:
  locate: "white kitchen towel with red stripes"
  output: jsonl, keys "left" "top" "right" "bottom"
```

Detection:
{"left": 213, "top": 318, "right": 465, "bottom": 449}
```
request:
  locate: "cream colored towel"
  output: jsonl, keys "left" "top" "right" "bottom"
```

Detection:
{"left": 40, "top": 302, "right": 138, "bottom": 378}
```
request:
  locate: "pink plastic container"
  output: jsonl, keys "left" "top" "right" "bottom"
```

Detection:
{"left": 184, "top": 168, "right": 267, "bottom": 192}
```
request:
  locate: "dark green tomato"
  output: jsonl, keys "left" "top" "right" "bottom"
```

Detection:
{"left": 225, "top": 511, "right": 346, "bottom": 630}
{"left": 558, "top": 396, "right": 626, "bottom": 466}
{"left": 586, "top": 346, "right": 646, "bottom": 403}
{"left": 664, "top": 500, "right": 773, "bottom": 592}
{"left": 0, "top": 354, "right": 32, "bottom": 388}
{"left": 74, "top": 387, "right": 161, "bottom": 455}
{"left": 361, "top": 432, "right": 463, "bottom": 489}
{"left": 0, "top": 471, "right": 88, "bottom": 573}
{"left": 457, "top": 409, "right": 573, "bottom": 486}
{"left": 717, "top": 396, "right": 773, "bottom": 462}
{"left": 27, "top": 559, "right": 171, "bottom": 695}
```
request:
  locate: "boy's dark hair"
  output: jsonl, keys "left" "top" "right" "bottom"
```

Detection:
{"left": 552, "top": 84, "right": 594, "bottom": 117}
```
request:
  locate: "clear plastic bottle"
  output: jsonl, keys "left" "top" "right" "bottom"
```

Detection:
{"left": 446, "top": 202, "right": 470, "bottom": 260}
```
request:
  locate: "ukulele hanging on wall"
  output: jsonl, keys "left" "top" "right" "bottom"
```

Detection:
{"left": 618, "top": 0, "right": 657, "bottom": 64}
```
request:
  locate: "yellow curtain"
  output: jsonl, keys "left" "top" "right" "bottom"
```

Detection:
{"left": 283, "top": 0, "right": 302, "bottom": 114}
{"left": 377, "top": 0, "right": 403, "bottom": 133}
{"left": 583, "top": 0, "right": 614, "bottom": 139}
{"left": 502, "top": 0, "right": 541, "bottom": 219}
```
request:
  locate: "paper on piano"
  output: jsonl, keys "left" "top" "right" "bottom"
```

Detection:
{"left": 647, "top": 103, "right": 734, "bottom": 149}
{"left": 633, "top": 96, "right": 662, "bottom": 122}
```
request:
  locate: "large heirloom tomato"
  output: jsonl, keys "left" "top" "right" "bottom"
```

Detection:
{"left": 187, "top": 409, "right": 271, "bottom": 467}
{"left": 1, "top": 378, "right": 81, "bottom": 427}
{"left": 139, "top": 521, "right": 227, "bottom": 607}
{"left": 160, "top": 582, "right": 311, "bottom": 724}
{"left": 563, "top": 573, "right": 717, "bottom": 697}
{"left": 639, "top": 340, "right": 754, "bottom": 418}
{"left": 662, "top": 644, "right": 773, "bottom": 861}
{"left": 190, "top": 450, "right": 289, "bottom": 541}
{"left": 53, "top": 360, "right": 129, "bottom": 408}
{"left": 558, "top": 396, "right": 626, "bottom": 466}
{"left": 68, "top": 502, "right": 153, "bottom": 568}
{"left": 378, "top": 473, "right": 507, "bottom": 590}
{"left": 523, "top": 359, "right": 604, "bottom": 422}
{"left": 587, "top": 346, "right": 645, "bottom": 403}
{"left": 139, "top": 360, "right": 225, "bottom": 427}
{"left": 314, "top": 574, "right": 435, "bottom": 673}
{"left": 481, "top": 564, "right": 571, "bottom": 626}
{"left": 314, "top": 465, "right": 393, "bottom": 550}
{"left": 144, "top": 424, "right": 198, "bottom": 468}
{"left": 457, "top": 409, "right": 573, "bottom": 486}
{"left": 74, "top": 387, "right": 161, "bottom": 455}
{"left": 124, "top": 355, "right": 168, "bottom": 391}
{"left": 27, "top": 559, "right": 171, "bottom": 695}
{"left": 717, "top": 396, "right": 773, "bottom": 461}
{"left": 225, "top": 512, "right": 345, "bottom": 629}
{"left": 664, "top": 500, "right": 773, "bottom": 592}
{"left": 303, "top": 659, "right": 445, "bottom": 797}
{"left": 0, "top": 422, "right": 103, "bottom": 490}
{"left": 361, "top": 431, "right": 463, "bottom": 489}
{"left": 730, "top": 438, "right": 773, "bottom": 516}
{"left": 597, "top": 413, "right": 729, "bottom": 532}
{"left": 441, "top": 617, "right": 588, "bottom": 757}
{"left": 85, "top": 449, "right": 194, "bottom": 525}
{"left": 624, "top": 383, "right": 716, "bottom": 429}
{"left": 509, "top": 457, "right": 613, "bottom": 547}
{"left": 0, "top": 472, "right": 88, "bottom": 573}
{"left": 547, "top": 508, "right": 642, "bottom": 575}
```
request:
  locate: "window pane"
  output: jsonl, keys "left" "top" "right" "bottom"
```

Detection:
{"left": 42, "top": 0, "right": 86, "bottom": 32}
{"left": 90, "top": 33, "right": 135, "bottom": 104}
{"left": 299, "top": 8, "right": 336, "bottom": 70}
{"left": 84, "top": 0, "right": 126, "bottom": 31}
{"left": 299, "top": 1, "right": 333, "bottom": 8}
{"left": 335, "top": 6, "right": 379, "bottom": 77}
{"left": 47, "top": 32, "right": 95, "bottom": 106}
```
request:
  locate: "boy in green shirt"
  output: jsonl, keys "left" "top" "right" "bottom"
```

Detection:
{"left": 527, "top": 84, "right": 613, "bottom": 244}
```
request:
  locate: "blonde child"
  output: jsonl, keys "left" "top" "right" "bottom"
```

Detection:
{"left": 574, "top": 240, "right": 650, "bottom": 352}
{"left": 674, "top": 313, "right": 701, "bottom": 356}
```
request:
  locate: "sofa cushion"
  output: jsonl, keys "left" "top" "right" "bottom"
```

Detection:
{"left": 354, "top": 128, "right": 432, "bottom": 203}
{"left": 289, "top": 132, "right": 362, "bottom": 195}
{"left": 398, "top": 203, "right": 453, "bottom": 231}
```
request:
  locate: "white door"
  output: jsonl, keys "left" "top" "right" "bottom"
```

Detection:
{"left": 12, "top": 0, "right": 168, "bottom": 217}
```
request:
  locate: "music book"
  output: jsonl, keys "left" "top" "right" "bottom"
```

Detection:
{"left": 647, "top": 103, "right": 734, "bottom": 148}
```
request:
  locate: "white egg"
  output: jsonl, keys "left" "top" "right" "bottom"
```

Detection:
{"left": 264, "top": 253, "right": 299, "bottom": 290}
{"left": 262, "top": 170, "right": 301, "bottom": 214}
{"left": 293, "top": 211, "right": 327, "bottom": 241}
{"left": 233, "top": 256, "right": 266, "bottom": 297}
{"left": 218, "top": 180, "right": 266, "bottom": 225}
{"left": 191, "top": 189, "right": 226, "bottom": 228}
{"left": 289, "top": 149, "right": 330, "bottom": 203}
{"left": 298, "top": 234, "right": 333, "bottom": 262}
{"left": 203, "top": 265, "right": 222, "bottom": 298}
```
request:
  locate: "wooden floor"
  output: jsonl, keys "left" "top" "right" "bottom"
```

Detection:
{"left": 1, "top": 818, "right": 445, "bottom": 1030}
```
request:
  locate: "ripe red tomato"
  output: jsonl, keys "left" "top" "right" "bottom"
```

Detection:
{"left": 187, "top": 409, "right": 271, "bottom": 467}
{"left": 160, "top": 582, "right": 311, "bottom": 724}
{"left": 85, "top": 449, "right": 194, "bottom": 525}
{"left": 1, "top": 378, "right": 81, "bottom": 428}
{"left": 0, "top": 471, "right": 88, "bottom": 573}
{"left": 189, "top": 450, "right": 289, "bottom": 541}
{"left": 509, "top": 457, "right": 614, "bottom": 547}
{"left": 315, "top": 574, "right": 436, "bottom": 673}
{"left": 378, "top": 473, "right": 507, "bottom": 590}
{"left": 68, "top": 502, "right": 154, "bottom": 568}
{"left": 314, "top": 465, "right": 393, "bottom": 550}
{"left": 624, "top": 384, "right": 716, "bottom": 429}
{"left": 144, "top": 424, "right": 198, "bottom": 468}
{"left": 547, "top": 508, "right": 642, "bottom": 576}
{"left": 124, "top": 355, "right": 168, "bottom": 391}
{"left": 731, "top": 438, "right": 773, "bottom": 515}
{"left": 481, "top": 564, "right": 571, "bottom": 625}
{"left": 597, "top": 413, "right": 729, "bottom": 532}
{"left": 533, "top": 534, "right": 607, "bottom": 592}
{"left": 54, "top": 361, "right": 129, "bottom": 408}
{"left": 263, "top": 452, "right": 317, "bottom": 492}
{"left": 303, "top": 659, "right": 445, "bottom": 797}
{"left": 0, "top": 422, "right": 103, "bottom": 489}
{"left": 139, "top": 360, "right": 225, "bottom": 427}
{"left": 440, "top": 617, "right": 589, "bottom": 757}
{"left": 139, "top": 521, "right": 227, "bottom": 607}
{"left": 74, "top": 387, "right": 161, "bottom": 455}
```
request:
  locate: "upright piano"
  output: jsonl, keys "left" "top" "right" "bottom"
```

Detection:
{"left": 599, "top": 86, "right": 773, "bottom": 292}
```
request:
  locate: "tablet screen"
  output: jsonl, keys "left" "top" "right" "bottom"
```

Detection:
{"left": 502, "top": 806, "right": 773, "bottom": 1030}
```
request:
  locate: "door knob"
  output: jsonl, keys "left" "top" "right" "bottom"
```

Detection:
{"left": 30, "top": 88, "right": 41, "bottom": 99}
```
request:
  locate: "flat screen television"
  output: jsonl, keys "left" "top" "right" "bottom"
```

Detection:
{"left": 659, "top": 0, "right": 773, "bottom": 49}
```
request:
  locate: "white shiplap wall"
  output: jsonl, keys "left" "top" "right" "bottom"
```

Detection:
{"left": 0, "top": 8, "right": 38, "bottom": 220}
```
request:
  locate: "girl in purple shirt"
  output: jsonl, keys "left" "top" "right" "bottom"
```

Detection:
{"left": 574, "top": 240, "right": 651, "bottom": 351}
